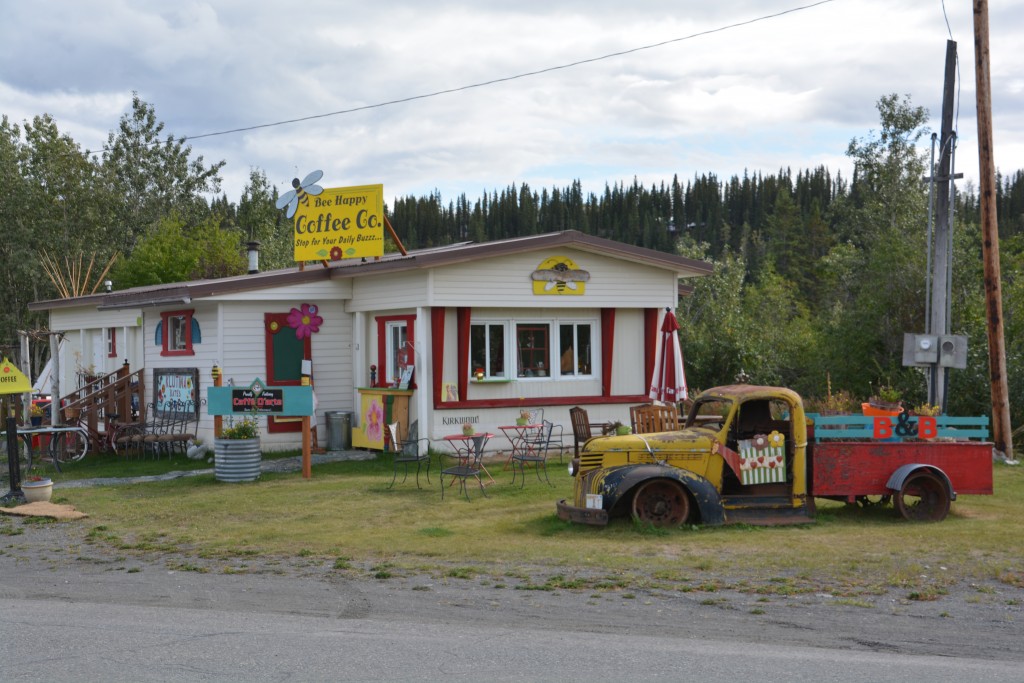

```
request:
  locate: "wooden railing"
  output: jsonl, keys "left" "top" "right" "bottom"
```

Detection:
{"left": 58, "top": 363, "right": 145, "bottom": 452}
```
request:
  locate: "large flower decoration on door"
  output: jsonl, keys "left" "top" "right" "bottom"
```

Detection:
{"left": 286, "top": 303, "right": 323, "bottom": 340}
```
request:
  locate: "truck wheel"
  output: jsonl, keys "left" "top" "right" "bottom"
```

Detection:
{"left": 895, "top": 470, "right": 950, "bottom": 522}
{"left": 631, "top": 480, "right": 690, "bottom": 527}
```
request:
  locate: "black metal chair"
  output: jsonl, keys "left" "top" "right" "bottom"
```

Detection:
{"left": 440, "top": 433, "right": 490, "bottom": 500}
{"left": 512, "top": 420, "right": 554, "bottom": 488}
{"left": 387, "top": 420, "right": 431, "bottom": 489}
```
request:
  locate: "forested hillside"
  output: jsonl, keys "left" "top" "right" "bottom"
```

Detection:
{"left": 2, "top": 94, "right": 1022, "bottom": 427}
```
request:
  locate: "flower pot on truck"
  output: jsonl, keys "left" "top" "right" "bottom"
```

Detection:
{"left": 557, "top": 384, "right": 993, "bottom": 528}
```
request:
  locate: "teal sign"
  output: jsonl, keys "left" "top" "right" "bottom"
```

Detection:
{"left": 207, "top": 378, "right": 313, "bottom": 417}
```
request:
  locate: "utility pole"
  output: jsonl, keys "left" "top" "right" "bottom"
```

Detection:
{"left": 973, "top": 0, "right": 1013, "bottom": 459}
{"left": 928, "top": 40, "right": 958, "bottom": 409}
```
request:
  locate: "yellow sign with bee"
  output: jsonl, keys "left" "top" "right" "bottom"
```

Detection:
{"left": 530, "top": 256, "right": 590, "bottom": 295}
{"left": 289, "top": 181, "right": 385, "bottom": 262}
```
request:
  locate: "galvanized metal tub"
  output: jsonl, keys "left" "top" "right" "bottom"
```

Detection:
{"left": 214, "top": 438, "right": 261, "bottom": 482}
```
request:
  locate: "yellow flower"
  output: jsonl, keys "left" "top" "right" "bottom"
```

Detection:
{"left": 768, "top": 430, "right": 785, "bottom": 448}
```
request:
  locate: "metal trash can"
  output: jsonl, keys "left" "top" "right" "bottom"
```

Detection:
{"left": 325, "top": 410, "right": 353, "bottom": 451}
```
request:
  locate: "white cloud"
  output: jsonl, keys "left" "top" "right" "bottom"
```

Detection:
{"left": 3, "top": 0, "right": 1023, "bottom": 204}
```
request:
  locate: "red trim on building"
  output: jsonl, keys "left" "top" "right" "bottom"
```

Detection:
{"left": 434, "top": 395, "right": 650, "bottom": 410}
{"left": 375, "top": 314, "right": 415, "bottom": 387}
{"left": 106, "top": 328, "right": 117, "bottom": 358}
{"left": 643, "top": 308, "right": 658, "bottom": 393}
{"left": 601, "top": 308, "right": 615, "bottom": 397}
{"left": 456, "top": 307, "right": 470, "bottom": 404}
{"left": 160, "top": 309, "right": 195, "bottom": 357}
{"left": 431, "top": 307, "right": 446, "bottom": 406}
{"left": 264, "top": 312, "right": 312, "bottom": 433}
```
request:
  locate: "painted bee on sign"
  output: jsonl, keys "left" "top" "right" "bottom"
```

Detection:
{"left": 276, "top": 169, "right": 325, "bottom": 219}
{"left": 531, "top": 261, "right": 591, "bottom": 293}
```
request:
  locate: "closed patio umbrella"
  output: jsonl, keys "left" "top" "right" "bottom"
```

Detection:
{"left": 648, "top": 308, "right": 687, "bottom": 403}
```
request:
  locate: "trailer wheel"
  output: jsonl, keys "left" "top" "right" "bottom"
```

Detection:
{"left": 895, "top": 470, "right": 950, "bottom": 522}
{"left": 631, "top": 479, "right": 690, "bottom": 527}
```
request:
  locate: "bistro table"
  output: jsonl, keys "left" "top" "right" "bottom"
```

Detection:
{"left": 440, "top": 432, "right": 495, "bottom": 499}
{"left": 441, "top": 433, "right": 496, "bottom": 485}
{"left": 0, "top": 424, "right": 91, "bottom": 474}
{"left": 498, "top": 424, "right": 542, "bottom": 470}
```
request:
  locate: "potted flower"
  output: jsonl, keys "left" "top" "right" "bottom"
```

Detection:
{"left": 21, "top": 475, "right": 53, "bottom": 503}
{"left": 603, "top": 421, "right": 632, "bottom": 436}
{"left": 461, "top": 422, "right": 475, "bottom": 436}
{"left": 29, "top": 403, "right": 44, "bottom": 427}
{"left": 862, "top": 384, "right": 903, "bottom": 417}
{"left": 516, "top": 409, "right": 531, "bottom": 426}
{"left": 214, "top": 416, "right": 262, "bottom": 482}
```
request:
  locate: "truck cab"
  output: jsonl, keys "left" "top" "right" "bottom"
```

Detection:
{"left": 556, "top": 385, "right": 813, "bottom": 527}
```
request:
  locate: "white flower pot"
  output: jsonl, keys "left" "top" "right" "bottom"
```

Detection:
{"left": 22, "top": 480, "right": 53, "bottom": 503}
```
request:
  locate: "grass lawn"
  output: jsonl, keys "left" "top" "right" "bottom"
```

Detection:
{"left": 22, "top": 449, "right": 1024, "bottom": 596}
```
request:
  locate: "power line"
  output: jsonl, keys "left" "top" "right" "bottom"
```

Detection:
{"left": 87, "top": 0, "right": 838, "bottom": 154}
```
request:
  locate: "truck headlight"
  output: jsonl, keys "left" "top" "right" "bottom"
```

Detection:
{"left": 568, "top": 458, "right": 581, "bottom": 477}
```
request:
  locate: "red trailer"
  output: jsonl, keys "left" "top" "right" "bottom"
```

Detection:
{"left": 808, "top": 413, "right": 993, "bottom": 521}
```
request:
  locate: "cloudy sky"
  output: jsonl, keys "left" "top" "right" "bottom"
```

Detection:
{"left": 3, "top": 1, "right": 1022, "bottom": 206}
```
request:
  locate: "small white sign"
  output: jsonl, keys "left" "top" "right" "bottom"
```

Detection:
{"left": 585, "top": 494, "right": 603, "bottom": 510}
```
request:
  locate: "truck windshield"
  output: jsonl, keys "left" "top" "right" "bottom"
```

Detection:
{"left": 687, "top": 397, "right": 733, "bottom": 429}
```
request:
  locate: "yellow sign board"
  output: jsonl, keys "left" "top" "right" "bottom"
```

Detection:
{"left": 530, "top": 256, "right": 590, "bottom": 295}
{"left": 0, "top": 357, "right": 31, "bottom": 395}
{"left": 293, "top": 184, "right": 385, "bottom": 261}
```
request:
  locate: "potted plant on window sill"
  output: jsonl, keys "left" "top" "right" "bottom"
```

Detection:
{"left": 214, "top": 416, "right": 262, "bottom": 482}
{"left": 21, "top": 475, "right": 53, "bottom": 503}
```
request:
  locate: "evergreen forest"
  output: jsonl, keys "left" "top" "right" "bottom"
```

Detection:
{"left": 2, "top": 93, "right": 1023, "bottom": 431}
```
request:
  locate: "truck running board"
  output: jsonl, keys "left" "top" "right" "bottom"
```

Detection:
{"left": 723, "top": 498, "right": 814, "bottom": 526}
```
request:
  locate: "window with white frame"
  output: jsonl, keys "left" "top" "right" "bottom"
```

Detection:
{"left": 558, "top": 322, "right": 593, "bottom": 376}
{"left": 470, "top": 322, "right": 506, "bottom": 378}
{"left": 516, "top": 323, "right": 550, "bottom": 377}
{"left": 385, "top": 320, "right": 409, "bottom": 385}
{"left": 471, "top": 317, "right": 596, "bottom": 380}
{"left": 106, "top": 328, "right": 117, "bottom": 358}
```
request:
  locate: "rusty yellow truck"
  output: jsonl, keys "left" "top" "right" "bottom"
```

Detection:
{"left": 556, "top": 384, "right": 993, "bottom": 527}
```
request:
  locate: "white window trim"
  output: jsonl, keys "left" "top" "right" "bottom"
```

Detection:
{"left": 470, "top": 316, "right": 599, "bottom": 381}
{"left": 384, "top": 320, "right": 409, "bottom": 385}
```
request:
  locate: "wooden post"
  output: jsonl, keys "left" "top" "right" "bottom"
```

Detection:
{"left": 212, "top": 365, "right": 223, "bottom": 438}
{"left": 929, "top": 40, "right": 957, "bottom": 410}
{"left": 973, "top": 0, "right": 1014, "bottom": 459}
{"left": 301, "top": 360, "right": 312, "bottom": 478}
{"left": 384, "top": 215, "right": 408, "bottom": 256}
{"left": 302, "top": 416, "right": 312, "bottom": 479}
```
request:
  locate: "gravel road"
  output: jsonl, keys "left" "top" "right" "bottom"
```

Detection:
{"left": 1, "top": 514, "right": 1022, "bottom": 664}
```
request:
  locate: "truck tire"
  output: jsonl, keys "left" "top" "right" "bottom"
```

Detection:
{"left": 631, "top": 479, "right": 691, "bottom": 527}
{"left": 895, "top": 470, "right": 950, "bottom": 522}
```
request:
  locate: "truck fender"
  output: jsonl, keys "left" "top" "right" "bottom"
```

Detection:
{"left": 886, "top": 464, "right": 957, "bottom": 501}
{"left": 601, "top": 464, "right": 726, "bottom": 526}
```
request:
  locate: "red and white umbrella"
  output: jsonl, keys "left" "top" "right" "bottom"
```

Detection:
{"left": 648, "top": 308, "right": 687, "bottom": 403}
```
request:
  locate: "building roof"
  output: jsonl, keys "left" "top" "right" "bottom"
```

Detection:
{"left": 29, "top": 230, "right": 712, "bottom": 312}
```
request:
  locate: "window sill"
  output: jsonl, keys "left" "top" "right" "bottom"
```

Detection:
{"left": 474, "top": 378, "right": 514, "bottom": 384}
